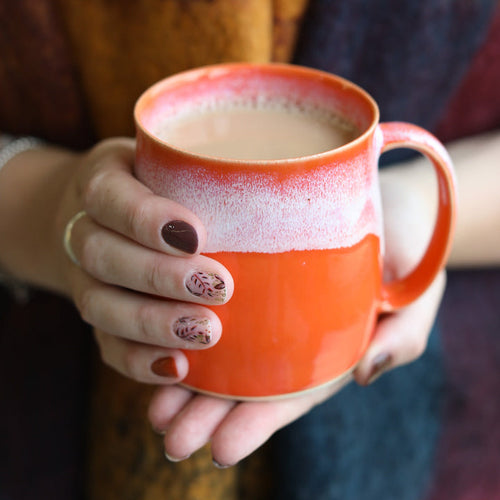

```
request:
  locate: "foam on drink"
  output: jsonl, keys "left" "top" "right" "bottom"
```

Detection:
{"left": 153, "top": 98, "right": 360, "bottom": 160}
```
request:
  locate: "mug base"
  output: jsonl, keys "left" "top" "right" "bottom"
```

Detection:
{"left": 179, "top": 365, "right": 355, "bottom": 401}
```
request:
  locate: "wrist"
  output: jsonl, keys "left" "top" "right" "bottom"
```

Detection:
{"left": 0, "top": 135, "right": 46, "bottom": 299}
{"left": 0, "top": 138, "right": 80, "bottom": 294}
{"left": 379, "top": 156, "right": 438, "bottom": 225}
{"left": 0, "top": 135, "right": 46, "bottom": 172}
{"left": 378, "top": 158, "right": 439, "bottom": 278}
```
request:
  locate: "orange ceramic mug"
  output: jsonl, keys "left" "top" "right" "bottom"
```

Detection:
{"left": 134, "top": 63, "right": 457, "bottom": 400}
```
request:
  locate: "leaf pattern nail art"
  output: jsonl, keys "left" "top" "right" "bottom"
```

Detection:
{"left": 186, "top": 272, "right": 226, "bottom": 302}
{"left": 174, "top": 317, "right": 212, "bottom": 344}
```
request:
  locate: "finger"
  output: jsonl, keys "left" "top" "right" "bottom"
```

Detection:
{"left": 148, "top": 385, "right": 195, "bottom": 433}
{"left": 354, "top": 271, "right": 446, "bottom": 386}
{"left": 72, "top": 272, "right": 221, "bottom": 349}
{"left": 162, "top": 395, "right": 236, "bottom": 461}
{"left": 81, "top": 143, "right": 206, "bottom": 255}
{"left": 150, "top": 374, "right": 350, "bottom": 466}
{"left": 71, "top": 215, "right": 233, "bottom": 304}
{"left": 94, "top": 329, "right": 188, "bottom": 384}
{"left": 210, "top": 376, "right": 351, "bottom": 467}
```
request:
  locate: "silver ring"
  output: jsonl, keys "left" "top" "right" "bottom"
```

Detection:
{"left": 63, "top": 210, "right": 87, "bottom": 266}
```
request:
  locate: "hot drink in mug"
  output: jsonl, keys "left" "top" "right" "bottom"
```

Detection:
{"left": 154, "top": 100, "right": 360, "bottom": 160}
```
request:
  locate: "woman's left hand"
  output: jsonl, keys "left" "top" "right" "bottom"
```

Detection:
{"left": 148, "top": 161, "right": 447, "bottom": 467}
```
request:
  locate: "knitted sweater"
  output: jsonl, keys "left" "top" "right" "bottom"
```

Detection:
{"left": 1, "top": 1, "right": 499, "bottom": 499}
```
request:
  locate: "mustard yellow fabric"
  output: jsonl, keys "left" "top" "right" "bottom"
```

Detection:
{"left": 57, "top": 0, "right": 310, "bottom": 138}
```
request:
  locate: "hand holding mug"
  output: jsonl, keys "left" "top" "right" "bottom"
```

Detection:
{"left": 148, "top": 154, "right": 448, "bottom": 466}
{"left": 58, "top": 63, "right": 456, "bottom": 466}
{"left": 58, "top": 138, "right": 233, "bottom": 383}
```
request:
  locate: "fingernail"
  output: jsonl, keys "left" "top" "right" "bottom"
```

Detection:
{"left": 174, "top": 316, "right": 212, "bottom": 344}
{"left": 186, "top": 272, "right": 226, "bottom": 303}
{"left": 152, "top": 426, "right": 166, "bottom": 435}
{"left": 161, "top": 220, "right": 198, "bottom": 254}
{"left": 363, "top": 352, "right": 393, "bottom": 385}
{"left": 151, "top": 356, "right": 179, "bottom": 378}
{"left": 165, "top": 451, "right": 190, "bottom": 462}
{"left": 213, "top": 458, "right": 232, "bottom": 469}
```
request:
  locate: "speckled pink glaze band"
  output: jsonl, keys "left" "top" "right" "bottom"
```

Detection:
{"left": 137, "top": 149, "right": 383, "bottom": 254}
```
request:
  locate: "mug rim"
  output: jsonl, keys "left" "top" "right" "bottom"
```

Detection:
{"left": 134, "top": 62, "right": 380, "bottom": 166}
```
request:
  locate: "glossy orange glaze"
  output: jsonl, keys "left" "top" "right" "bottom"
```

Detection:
{"left": 182, "top": 234, "right": 382, "bottom": 398}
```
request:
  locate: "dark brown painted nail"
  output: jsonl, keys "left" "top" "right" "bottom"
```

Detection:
{"left": 151, "top": 357, "right": 178, "bottom": 378}
{"left": 363, "top": 352, "right": 393, "bottom": 385}
{"left": 162, "top": 220, "right": 198, "bottom": 254}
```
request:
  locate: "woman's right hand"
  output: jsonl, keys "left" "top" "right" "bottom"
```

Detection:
{"left": 56, "top": 138, "right": 234, "bottom": 383}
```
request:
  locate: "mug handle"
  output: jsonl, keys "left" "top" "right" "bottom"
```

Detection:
{"left": 378, "top": 122, "right": 457, "bottom": 312}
